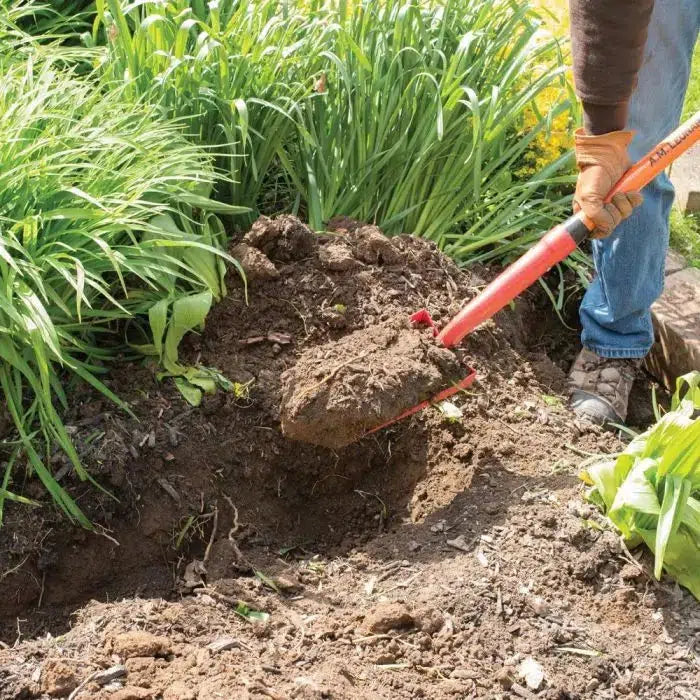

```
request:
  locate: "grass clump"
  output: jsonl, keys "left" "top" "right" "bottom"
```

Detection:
{"left": 96, "top": 0, "right": 324, "bottom": 219}
{"left": 0, "top": 57, "right": 238, "bottom": 525}
{"left": 669, "top": 209, "right": 700, "bottom": 269}
{"left": 94, "top": 0, "right": 577, "bottom": 259}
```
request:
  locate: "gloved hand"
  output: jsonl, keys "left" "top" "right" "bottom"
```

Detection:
{"left": 573, "top": 128, "right": 644, "bottom": 239}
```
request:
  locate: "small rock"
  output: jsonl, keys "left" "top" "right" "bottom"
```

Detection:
{"left": 110, "top": 631, "right": 171, "bottom": 659}
{"left": 517, "top": 657, "right": 545, "bottom": 691}
{"left": 363, "top": 602, "right": 414, "bottom": 633}
{"left": 182, "top": 559, "right": 206, "bottom": 589}
{"left": 319, "top": 242, "right": 361, "bottom": 271}
{"left": 40, "top": 660, "right": 79, "bottom": 697}
{"left": 446, "top": 535, "right": 471, "bottom": 552}
{"left": 527, "top": 596, "right": 550, "bottom": 616}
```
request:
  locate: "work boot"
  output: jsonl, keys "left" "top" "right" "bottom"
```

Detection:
{"left": 568, "top": 348, "right": 640, "bottom": 426}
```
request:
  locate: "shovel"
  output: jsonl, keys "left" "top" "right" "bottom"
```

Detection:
{"left": 368, "top": 112, "right": 700, "bottom": 433}
{"left": 281, "top": 113, "right": 700, "bottom": 447}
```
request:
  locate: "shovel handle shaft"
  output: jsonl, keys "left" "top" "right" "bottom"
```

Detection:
{"left": 437, "top": 111, "right": 700, "bottom": 349}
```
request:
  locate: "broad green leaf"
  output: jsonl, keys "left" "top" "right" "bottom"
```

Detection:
{"left": 654, "top": 475, "right": 692, "bottom": 579}
{"left": 671, "top": 371, "right": 700, "bottom": 414}
{"left": 184, "top": 368, "right": 217, "bottom": 394}
{"left": 174, "top": 377, "right": 203, "bottom": 406}
{"left": 583, "top": 370, "right": 700, "bottom": 599}
{"left": 580, "top": 459, "right": 621, "bottom": 512}
{"left": 163, "top": 290, "right": 213, "bottom": 371}
{"left": 638, "top": 525, "right": 700, "bottom": 600}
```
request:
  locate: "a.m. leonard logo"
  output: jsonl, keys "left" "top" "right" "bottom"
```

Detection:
{"left": 649, "top": 115, "right": 700, "bottom": 166}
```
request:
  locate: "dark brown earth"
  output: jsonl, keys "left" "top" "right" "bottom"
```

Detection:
{"left": 0, "top": 217, "right": 696, "bottom": 700}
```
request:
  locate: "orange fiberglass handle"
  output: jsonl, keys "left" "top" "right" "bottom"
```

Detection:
{"left": 437, "top": 111, "right": 700, "bottom": 349}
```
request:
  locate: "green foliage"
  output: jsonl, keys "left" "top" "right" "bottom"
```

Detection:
{"left": 682, "top": 40, "right": 699, "bottom": 122}
{"left": 580, "top": 373, "right": 700, "bottom": 599}
{"left": 94, "top": 0, "right": 577, "bottom": 260}
{"left": 0, "top": 57, "right": 239, "bottom": 525}
{"left": 286, "top": 1, "right": 577, "bottom": 259}
{"left": 1, "top": 0, "right": 97, "bottom": 61}
{"left": 17, "top": 0, "right": 96, "bottom": 37}
{"left": 670, "top": 209, "right": 700, "bottom": 269}
{"left": 95, "top": 0, "right": 324, "bottom": 218}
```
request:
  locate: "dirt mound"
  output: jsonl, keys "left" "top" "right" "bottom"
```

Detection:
{"left": 0, "top": 215, "right": 531, "bottom": 629}
{"left": 280, "top": 317, "right": 466, "bottom": 449}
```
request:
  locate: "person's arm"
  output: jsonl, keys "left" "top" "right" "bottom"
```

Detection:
{"left": 568, "top": 0, "right": 654, "bottom": 237}
{"left": 569, "top": 0, "right": 655, "bottom": 134}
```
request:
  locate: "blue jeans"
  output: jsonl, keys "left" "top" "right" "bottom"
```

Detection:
{"left": 580, "top": 0, "right": 700, "bottom": 359}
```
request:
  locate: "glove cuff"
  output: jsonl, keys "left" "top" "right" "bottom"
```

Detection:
{"left": 574, "top": 128, "right": 634, "bottom": 172}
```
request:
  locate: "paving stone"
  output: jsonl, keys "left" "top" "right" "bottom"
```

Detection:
{"left": 664, "top": 249, "right": 688, "bottom": 276}
{"left": 670, "top": 142, "right": 700, "bottom": 214}
{"left": 644, "top": 257, "right": 700, "bottom": 390}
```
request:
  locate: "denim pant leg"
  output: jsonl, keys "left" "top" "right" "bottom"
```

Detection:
{"left": 579, "top": 0, "right": 700, "bottom": 360}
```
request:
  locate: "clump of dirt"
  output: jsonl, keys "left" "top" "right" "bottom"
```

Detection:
{"left": 280, "top": 317, "right": 465, "bottom": 449}
{"left": 244, "top": 214, "right": 318, "bottom": 262}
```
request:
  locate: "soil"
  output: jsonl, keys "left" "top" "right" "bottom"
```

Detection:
{"left": 0, "top": 216, "right": 697, "bottom": 700}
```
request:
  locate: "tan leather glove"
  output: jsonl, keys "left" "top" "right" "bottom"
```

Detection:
{"left": 573, "top": 128, "right": 644, "bottom": 239}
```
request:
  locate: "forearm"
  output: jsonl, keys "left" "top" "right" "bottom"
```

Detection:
{"left": 568, "top": 0, "right": 655, "bottom": 134}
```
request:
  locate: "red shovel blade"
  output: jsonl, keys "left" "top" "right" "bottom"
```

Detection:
{"left": 366, "top": 309, "right": 476, "bottom": 435}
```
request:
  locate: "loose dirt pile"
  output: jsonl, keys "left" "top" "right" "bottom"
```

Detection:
{"left": 0, "top": 216, "right": 696, "bottom": 700}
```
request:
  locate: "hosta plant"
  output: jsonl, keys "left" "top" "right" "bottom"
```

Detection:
{"left": 581, "top": 372, "right": 700, "bottom": 599}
